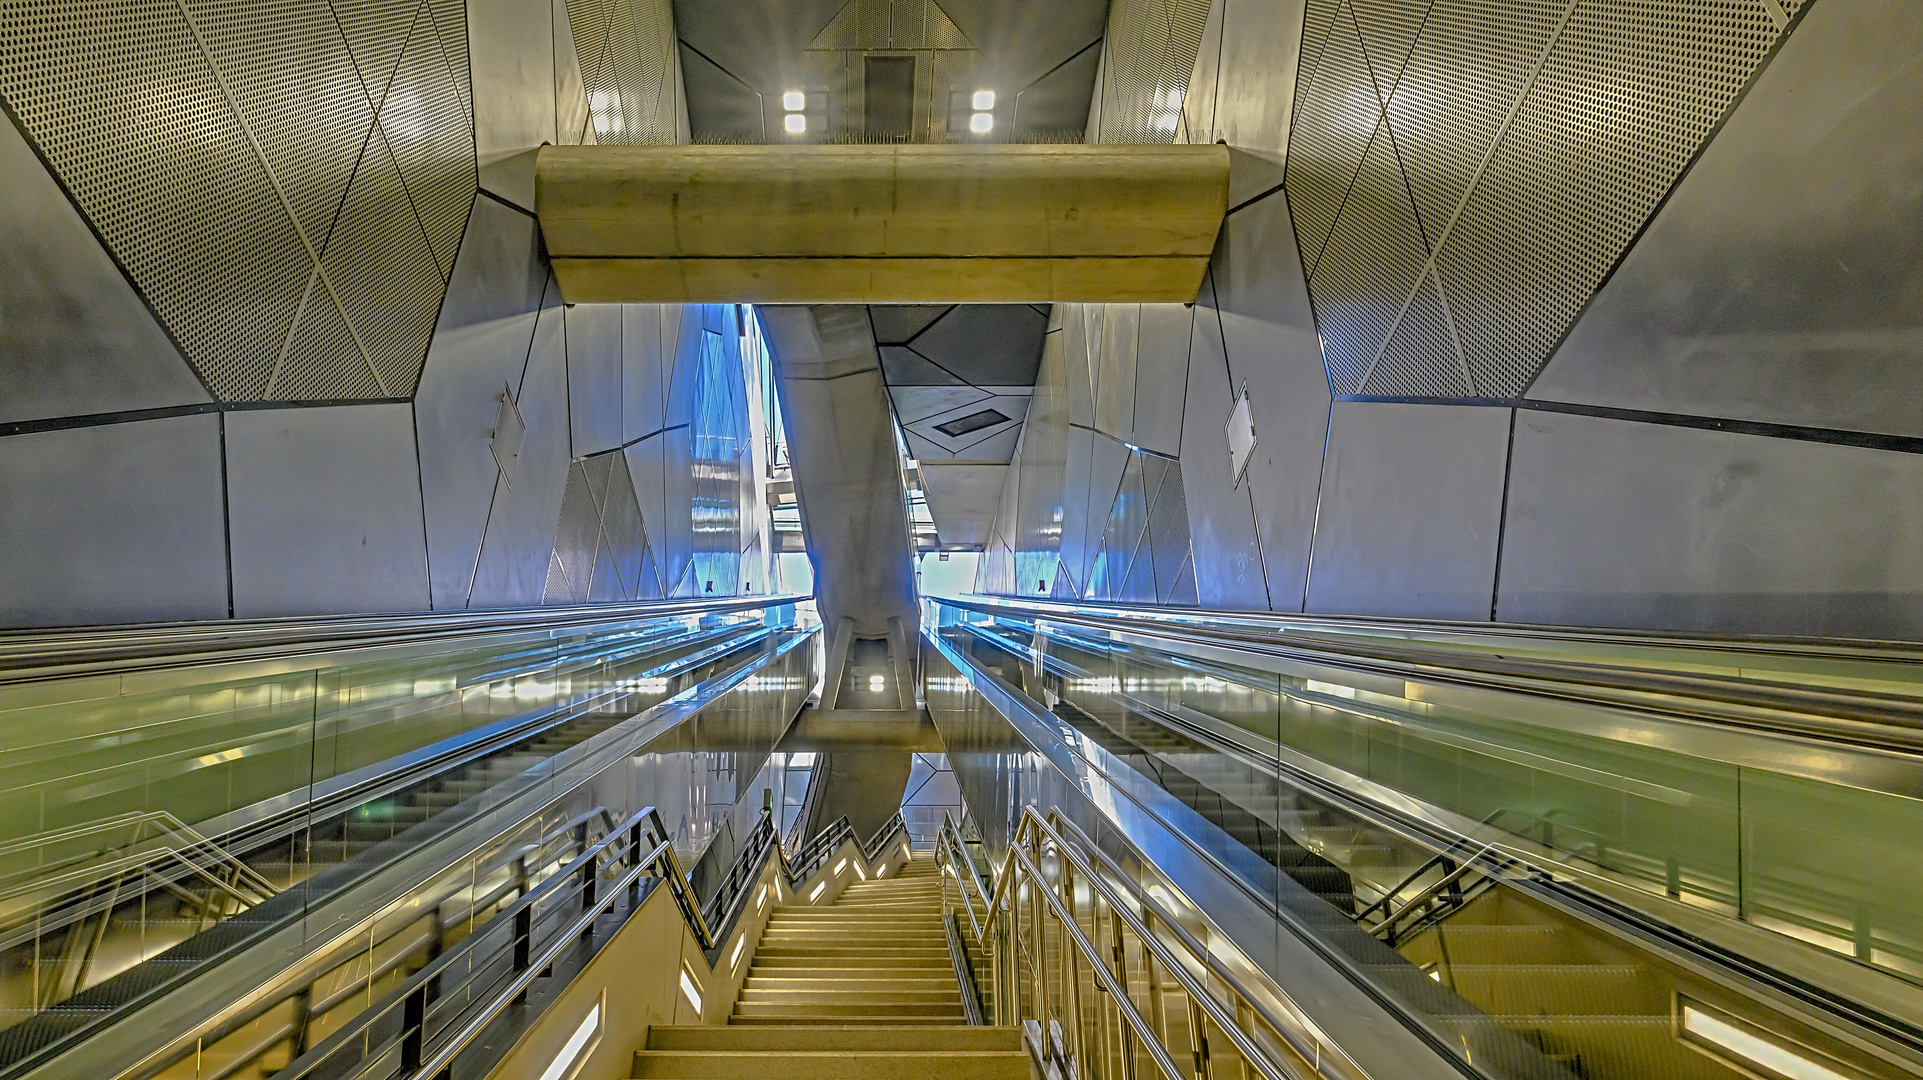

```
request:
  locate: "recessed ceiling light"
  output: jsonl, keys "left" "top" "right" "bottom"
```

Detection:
{"left": 784, "top": 113, "right": 806, "bottom": 133}
{"left": 969, "top": 112, "right": 993, "bottom": 134}
{"left": 972, "top": 89, "right": 995, "bottom": 111}
{"left": 783, "top": 90, "right": 805, "bottom": 111}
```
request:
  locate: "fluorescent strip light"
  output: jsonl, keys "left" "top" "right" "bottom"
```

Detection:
{"left": 834, "top": 858, "right": 848, "bottom": 874}
{"left": 1682, "top": 1004, "right": 1851, "bottom": 1080}
{"left": 855, "top": 861, "right": 867, "bottom": 880}
{"left": 537, "top": 1001, "right": 601, "bottom": 1080}
{"left": 756, "top": 885, "right": 767, "bottom": 912}
{"left": 679, "top": 966, "right": 703, "bottom": 1015}
{"left": 809, "top": 881, "right": 826, "bottom": 901}
{"left": 730, "top": 934, "right": 746, "bottom": 971}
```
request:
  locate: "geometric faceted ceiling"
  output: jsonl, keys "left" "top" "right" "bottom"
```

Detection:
{"left": 0, "top": 0, "right": 475, "bottom": 402}
{"left": 870, "top": 303, "right": 1048, "bottom": 462}
{"left": 1286, "top": 0, "right": 1801, "bottom": 398}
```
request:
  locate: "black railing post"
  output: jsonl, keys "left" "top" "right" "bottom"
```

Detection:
{"left": 401, "top": 984, "right": 427, "bottom": 1071}
{"left": 511, "top": 903, "right": 533, "bottom": 1005}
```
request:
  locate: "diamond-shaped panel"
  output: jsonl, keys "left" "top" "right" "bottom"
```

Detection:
{"left": 322, "top": 124, "right": 443, "bottom": 396}
{"left": 382, "top": 6, "right": 475, "bottom": 278}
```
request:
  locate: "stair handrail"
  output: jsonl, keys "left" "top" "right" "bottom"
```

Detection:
{"left": 860, "top": 811, "right": 908, "bottom": 861}
{"left": 273, "top": 805, "right": 672, "bottom": 1080}
{"left": 938, "top": 808, "right": 1323, "bottom": 1080}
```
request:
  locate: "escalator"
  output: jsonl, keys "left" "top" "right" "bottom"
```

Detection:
{"left": 0, "top": 598, "right": 813, "bottom": 1080}
{"left": 928, "top": 595, "right": 1923, "bottom": 1080}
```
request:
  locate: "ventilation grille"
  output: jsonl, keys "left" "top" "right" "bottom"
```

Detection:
{"left": 1286, "top": 0, "right": 1788, "bottom": 397}
{"left": 0, "top": 0, "right": 475, "bottom": 403}
{"left": 1092, "top": 0, "right": 1211, "bottom": 144}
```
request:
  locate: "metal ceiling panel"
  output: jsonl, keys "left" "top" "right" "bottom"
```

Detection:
{"left": 869, "top": 304, "right": 952, "bottom": 344}
{"left": 909, "top": 303, "right": 1048, "bottom": 385}
{"left": 878, "top": 345, "right": 964, "bottom": 385}
{"left": 0, "top": 118, "right": 208, "bottom": 424}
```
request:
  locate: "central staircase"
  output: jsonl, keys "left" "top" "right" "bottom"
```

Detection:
{"left": 633, "top": 856, "right": 1030, "bottom": 1078}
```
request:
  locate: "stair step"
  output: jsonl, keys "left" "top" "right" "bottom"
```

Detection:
{"left": 631, "top": 1050, "right": 1027, "bottom": 1079}
{"left": 646, "top": 1025, "right": 1019, "bottom": 1052}
{"left": 739, "top": 988, "right": 962, "bottom": 1004}
{"left": 733, "top": 1001, "right": 966, "bottom": 1019}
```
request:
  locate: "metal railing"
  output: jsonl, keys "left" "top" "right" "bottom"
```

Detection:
{"left": 939, "top": 808, "right": 1339, "bottom": 1080}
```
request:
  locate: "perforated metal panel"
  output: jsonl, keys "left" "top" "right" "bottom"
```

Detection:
{"left": 569, "top": 0, "right": 678, "bottom": 145}
{"left": 552, "top": 462, "right": 602, "bottom": 603}
{"left": 0, "top": 0, "right": 473, "bottom": 404}
{"left": 1093, "top": 0, "right": 1211, "bottom": 144}
{"left": 1285, "top": 0, "right": 1790, "bottom": 397}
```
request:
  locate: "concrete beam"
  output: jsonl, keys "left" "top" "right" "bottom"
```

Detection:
{"left": 536, "top": 144, "right": 1229, "bottom": 303}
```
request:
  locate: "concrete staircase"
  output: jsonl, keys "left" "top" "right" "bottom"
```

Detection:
{"left": 635, "top": 858, "right": 1030, "bottom": 1079}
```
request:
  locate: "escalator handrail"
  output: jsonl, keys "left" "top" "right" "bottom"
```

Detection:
{"left": 933, "top": 595, "right": 1923, "bottom": 753}
{"left": 0, "top": 594, "right": 807, "bottom": 683}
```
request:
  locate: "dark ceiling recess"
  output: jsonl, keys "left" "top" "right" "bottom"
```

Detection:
{"left": 935, "top": 408, "right": 1012, "bottom": 438}
{"left": 864, "top": 55, "right": 917, "bottom": 140}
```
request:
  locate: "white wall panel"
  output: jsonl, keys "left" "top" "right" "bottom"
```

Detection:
{"left": 469, "top": 281, "right": 572, "bottom": 605}
{"left": 623, "top": 304, "right": 667, "bottom": 440}
{"left": 225, "top": 404, "right": 430, "bottom": 617}
{"left": 1132, "top": 303, "right": 1193, "bottom": 457}
{"left": 1305, "top": 403, "right": 1508, "bottom": 620}
{"left": 565, "top": 302, "right": 623, "bottom": 454}
{"left": 1212, "top": 192, "right": 1328, "bottom": 611}
{"left": 0, "top": 117, "right": 208, "bottom": 424}
{"left": 0, "top": 415, "right": 227, "bottom": 627}
{"left": 1498, "top": 412, "right": 1923, "bottom": 639}
{"left": 470, "top": 0, "right": 556, "bottom": 209}
{"left": 1527, "top": 1, "right": 1923, "bottom": 439}
{"left": 1178, "top": 275, "right": 1268, "bottom": 611}
{"left": 415, "top": 197, "right": 548, "bottom": 609}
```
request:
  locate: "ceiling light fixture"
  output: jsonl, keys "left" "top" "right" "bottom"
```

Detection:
{"left": 782, "top": 90, "right": 805, "bottom": 111}
{"left": 972, "top": 89, "right": 995, "bottom": 111}
{"left": 784, "top": 113, "right": 806, "bottom": 134}
{"left": 969, "top": 112, "right": 993, "bottom": 134}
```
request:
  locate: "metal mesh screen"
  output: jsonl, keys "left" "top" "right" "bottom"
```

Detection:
{"left": 0, "top": 0, "right": 475, "bottom": 403}
{"left": 571, "top": 0, "right": 678, "bottom": 144}
{"left": 1145, "top": 460, "right": 1190, "bottom": 601}
{"left": 552, "top": 463, "right": 603, "bottom": 604}
{"left": 1286, "top": 0, "right": 1789, "bottom": 397}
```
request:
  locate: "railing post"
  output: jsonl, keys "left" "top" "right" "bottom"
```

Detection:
{"left": 511, "top": 902, "right": 533, "bottom": 1006}
{"left": 628, "top": 823, "right": 644, "bottom": 906}
{"left": 400, "top": 983, "right": 427, "bottom": 1071}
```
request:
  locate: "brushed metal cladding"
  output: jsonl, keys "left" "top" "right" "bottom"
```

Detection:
{"left": 471, "top": 0, "right": 556, "bottom": 210}
{"left": 565, "top": 303, "right": 624, "bottom": 454}
{"left": 1179, "top": 0, "right": 1221, "bottom": 142}
{"left": 0, "top": 0, "right": 310, "bottom": 401}
{"left": 548, "top": 461, "right": 601, "bottom": 602}
{"left": 1014, "top": 345, "right": 1071, "bottom": 591}
{"left": 761, "top": 305, "right": 918, "bottom": 639}
{"left": 470, "top": 280, "right": 573, "bottom": 606}
{"left": 1213, "top": 190, "right": 1329, "bottom": 612}
{"left": 1209, "top": 0, "right": 1305, "bottom": 165}
{"left": 869, "top": 305, "right": 951, "bottom": 344}
{"left": 660, "top": 406, "right": 696, "bottom": 593}
{"left": 1146, "top": 461, "right": 1191, "bottom": 600}
{"left": 0, "top": 415, "right": 228, "bottom": 628}
{"left": 887, "top": 385, "right": 989, "bottom": 424}
{"left": 1179, "top": 270, "right": 1268, "bottom": 610}
{"left": 1130, "top": 303, "right": 1192, "bottom": 457}
{"left": 414, "top": 196, "right": 547, "bottom": 610}
{"left": 224, "top": 404, "right": 432, "bottom": 618}
{"left": 623, "top": 430, "right": 671, "bottom": 594}
{"left": 1059, "top": 304, "right": 1095, "bottom": 428}
{"left": 621, "top": 303, "right": 667, "bottom": 440}
{"left": 1092, "top": 304, "right": 1140, "bottom": 442}
{"left": 920, "top": 462, "right": 1007, "bottom": 549}
{"left": 1497, "top": 412, "right": 1923, "bottom": 640}
{"left": 601, "top": 452, "right": 655, "bottom": 598}
{"left": 1055, "top": 425, "right": 1095, "bottom": 591}
{"left": 0, "top": 118, "right": 208, "bottom": 424}
{"left": 1305, "top": 402, "right": 1508, "bottom": 620}
{"left": 1527, "top": 1, "right": 1923, "bottom": 439}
